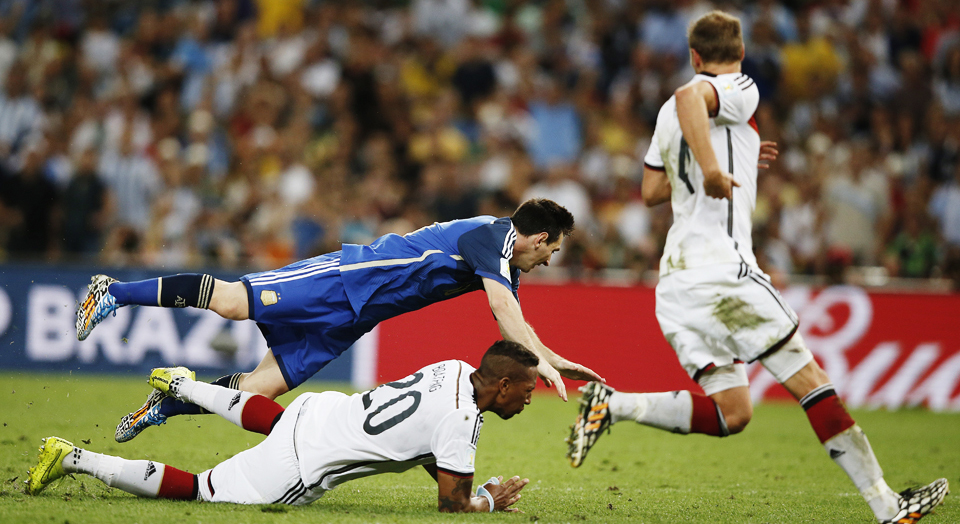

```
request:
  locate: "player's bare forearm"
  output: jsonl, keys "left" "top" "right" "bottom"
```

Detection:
{"left": 525, "top": 322, "right": 604, "bottom": 384}
{"left": 676, "top": 81, "right": 738, "bottom": 199}
{"left": 482, "top": 279, "right": 567, "bottom": 397}
{"left": 438, "top": 474, "right": 528, "bottom": 513}
{"left": 438, "top": 475, "right": 480, "bottom": 512}
{"left": 642, "top": 166, "right": 671, "bottom": 206}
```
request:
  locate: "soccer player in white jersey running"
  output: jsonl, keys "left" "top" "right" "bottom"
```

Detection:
{"left": 27, "top": 340, "right": 535, "bottom": 512}
{"left": 566, "top": 11, "right": 948, "bottom": 524}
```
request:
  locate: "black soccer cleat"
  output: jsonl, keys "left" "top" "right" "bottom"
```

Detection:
{"left": 566, "top": 381, "right": 614, "bottom": 467}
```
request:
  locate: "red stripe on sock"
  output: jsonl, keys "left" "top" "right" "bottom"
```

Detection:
{"left": 240, "top": 395, "right": 285, "bottom": 435}
{"left": 804, "top": 394, "right": 855, "bottom": 443}
{"left": 157, "top": 465, "right": 195, "bottom": 500}
{"left": 689, "top": 393, "right": 723, "bottom": 436}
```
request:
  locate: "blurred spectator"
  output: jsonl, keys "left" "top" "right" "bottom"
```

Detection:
{"left": 98, "top": 132, "right": 161, "bottom": 234}
{"left": 823, "top": 141, "right": 891, "bottom": 265}
{"left": 780, "top": 170, "right": 824, "bottom": 274}
{"left": 929, "top": 162, "right": 960, "bottom": 249}
{"left": 0, "top": 146, "right": 58, "bottom": 257}
{"left": 934, "top": 43, "right": 960, "bottom": 116}
{"left": 741, "top": 16, "right": 782, "bottom": 100}
{"left": 451, "top": 36, "right": 496, "bottom": 109}
{"left": 0, "top": 20, "right": 16, "bottom": 86}
{"left": 780, "top": 9, "right": 842, "bottom": 102}
{"left": 640, "top": 1, "right": 697, "bottom": 63}
{"left": 61, "top": 148, "right": 109, "bottom": 256}
{"left": 525, "top": 77, "right": 581, "bottom": 168}
{"left": 595, "top": 172, "right": 656, "bottom": 270}
{"left": 413, "top": 0, "right": 469, "bottom": 48}
{"left": 885, "top": 193, "right": 938, "bottom": 278}
{"left": 522, "top": 162, "right": 593, "bottom": 232}
{"left": 0, "top": 62, "right": 44, "bottom": 163}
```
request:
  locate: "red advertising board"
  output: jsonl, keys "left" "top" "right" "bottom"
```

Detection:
{"left": 377, "top": 284, "right": 960, "bottom": 411}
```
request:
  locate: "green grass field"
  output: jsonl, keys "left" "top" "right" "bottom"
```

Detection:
{"left": 1, "top": 372, "right": 957, "bottom": 524}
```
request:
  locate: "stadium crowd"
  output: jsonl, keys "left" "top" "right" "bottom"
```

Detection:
{"left": 1, "top": 0, "right": 959, "bottom": 288}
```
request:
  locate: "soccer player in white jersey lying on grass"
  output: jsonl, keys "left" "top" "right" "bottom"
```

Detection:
{"left": 27, "top": 340, "right": 534, "bottom": 512}
{"left": 566, "top": 10, "right": 947, "bottom": 524}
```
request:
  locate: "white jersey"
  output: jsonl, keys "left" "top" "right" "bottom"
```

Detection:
{"left": 295, "top": 359, "right": 482, "bottom": 494}
{"left": 644, "top": 72, "right": 761, "bottom": 277}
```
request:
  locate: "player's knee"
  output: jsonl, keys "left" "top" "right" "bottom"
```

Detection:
{"left": 722, "top": 404, "right": 753, "bottom": 435}
{"left": 238, "top": 373, "right": 287, "bottom": 400}
{"left": 210, "top": 281, "right": 249, "bottom": 320}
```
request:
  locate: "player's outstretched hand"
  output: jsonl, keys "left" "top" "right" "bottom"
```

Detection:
{"left": 486, "top": 476, "right": 529, "bottom": 512}
{"left": 703, "top": 169, "right": 740, "bottom": 200}
{"left": 538, "top": 361, "right": 567, "bottom": 401}
{"left": 555, "top": 359, "right": 604, "bottom": 384}
{"left": 758, "top": 141, "right": 778, "bottom": 169}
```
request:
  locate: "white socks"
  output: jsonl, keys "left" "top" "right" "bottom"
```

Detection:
{"left": 62, "top": 448, "right": 164, "bottom": 498}
{"left": 609, "top": 391, "right": 694, "bottom": 434}
{"left": 173, "top": 377, "right": 256, "bottom": 430}
{"left": 824, "top": 425, "right": 900, "bottom": 521}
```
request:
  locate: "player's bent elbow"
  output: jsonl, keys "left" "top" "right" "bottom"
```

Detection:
{"left": 642, "top": 192, "right": 667, "bottom": 207}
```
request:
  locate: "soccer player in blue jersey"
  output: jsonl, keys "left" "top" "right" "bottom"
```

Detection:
{"left": 78, "top": 198, "right": 603, "bottom": 442}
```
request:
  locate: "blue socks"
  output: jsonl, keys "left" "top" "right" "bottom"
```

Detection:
{"left": 108, "top": 279, "right": 158, "bottom": 307}
{"left": 109, "top": 274, "right": 215, "bottom": 308}
{"left": 157, "top": 396, "right": 205, "bottom": 417}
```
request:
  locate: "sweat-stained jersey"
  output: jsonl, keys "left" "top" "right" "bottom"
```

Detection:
{"left": 339, "top": 216, "right": 521, "bottom": 326}
{"left": 290, "top": 360, "right": 483, "bottom": 501}
{"left": 644, "top": 72, "right": 761, "bottom": 276}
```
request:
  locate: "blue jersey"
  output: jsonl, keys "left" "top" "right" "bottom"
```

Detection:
{"left": 339, "top": 216, "right": 521, "bottom": 326}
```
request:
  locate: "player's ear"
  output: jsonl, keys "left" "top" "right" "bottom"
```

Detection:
{"left": 498, "top": 376, "right": 511, "bottom": 395}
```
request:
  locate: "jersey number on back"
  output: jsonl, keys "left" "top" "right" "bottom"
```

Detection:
{"left": 678, "top": 136, "right": 695, "bottom": 194}
{"left": 361, "top": 372, "right": 423, "bottom": 435}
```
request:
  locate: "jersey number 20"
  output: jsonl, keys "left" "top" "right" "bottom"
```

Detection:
{"left": 361, "top": 372, "right": 423, "bottom": 435}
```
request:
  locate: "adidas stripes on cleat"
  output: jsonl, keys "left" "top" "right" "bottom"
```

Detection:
{"left": 566, "top": 381, "right": 614, "bottom": 468}
{"left": 115, "top": 389, "right": 167, "bottom": 443}
{"left": 148, "top": 366, "right": 195, "bottom": 399}
{"left": 26, "top": 437, "right": 74, "bottom": 495}
{"left": 882, "top": 478, "right": 949, "bottom": 524}
{"left": 76, "top": 274, "right": 120, "bottom": 341}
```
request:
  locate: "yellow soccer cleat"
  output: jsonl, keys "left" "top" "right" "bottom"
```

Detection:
{"left": 147, "top": 366, "right": 196, "bottom": 398}
{"left": 26, "top": 437, "right": 74, "bottom": 495}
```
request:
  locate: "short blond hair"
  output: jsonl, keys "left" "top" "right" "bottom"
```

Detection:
{"left": 687, "top": 11, "right": 743, "bottom": 65}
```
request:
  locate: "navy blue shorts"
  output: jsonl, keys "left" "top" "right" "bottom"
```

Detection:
{"left": 240, "top": 252, "right": 369, "bottom": 389}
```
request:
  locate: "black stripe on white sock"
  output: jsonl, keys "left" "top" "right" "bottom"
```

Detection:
{"left": 800, "top": 384, "right": 836, "bottom": 411}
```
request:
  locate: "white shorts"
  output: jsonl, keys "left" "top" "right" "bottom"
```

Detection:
{"left": 198, "top": 393, "right": 325, "bottom": 505}
{"left": 656, "top": 263, "right": 799, "bottom": 382}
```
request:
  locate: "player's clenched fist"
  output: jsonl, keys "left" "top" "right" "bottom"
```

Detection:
{"left": 703, "top": 169, "right": 740, "bottom": 200}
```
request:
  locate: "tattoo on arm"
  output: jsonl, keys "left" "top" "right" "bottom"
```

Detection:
{"left": 438, "top": 476, "right": 474, "bottom": 512}
{"left": 438, "top": 495, "right": 462, "bottom": 512}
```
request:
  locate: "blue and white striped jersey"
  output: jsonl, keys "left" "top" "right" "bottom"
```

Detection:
{"left": 339, "top": 216, "right": 521, "bottom": 325}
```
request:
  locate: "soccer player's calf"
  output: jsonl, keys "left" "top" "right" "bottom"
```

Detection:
{"left": 573, "top": 334, "right": 949, "bottom": 523}
{"left": 53, "top": 380, "right": 285, "bottom": 500}
{"left": 164, "top": 374, "right": 286, "bottom": 436}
